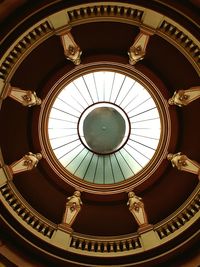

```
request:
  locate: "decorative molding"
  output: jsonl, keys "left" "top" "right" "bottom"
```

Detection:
{"left": 48, "top": 10, "right": 70, "bottom": 32}
{"left": 0, "top": 182, "right": 56, "bottom": 239}
{"left": 60, "top": 31, "right": 82, "bottom": 65}
{"left": 51, "top": 226, "right": 71, "bottom": 250}
{"left": 0, "top": 166, "right": 8, "bottom": 187}
{"left": 68, "top": 186, "right": 200, "bottom": 256}
{"left": 128, "top": 29, "right": 152, "bottom": 65}
{"left": 38, "top": 61, "right": 171, "bottom": 195}
{"left": 0, "top": 177, "right": 199, "bottom": 257}
{"left": 0, "top": 3, "right": 199, "bottom": 99}
{"left": 8, "top": 87, "right": 42, "bottom": 107}
{"left": 167, "top": 152, "right": 200, "bottom": 178}
{"left": 155, "top": 187, "right": 200, "bottom": 241}
{"left": 61, "top": 191, "right": 82, "bottom": 226}
{"left": 139, "top": 229, "right": 160, "bottom": 250}
{"left": 67, "top": 3, "right": 144, "bottom": 26}
{"left": 0, "top": 78, "right": 11, "bottom": 99}
{"left": 127, "top": 191, "right": 149, "bottom": 227}
{"left": 9, "top": 152, "right": 42, "bottom": 175}
{"left": 0, "top": 0, "right": 199, "bottom": 262}
{"left": 0, "top": 20, "right": 52, "bottom": 81}
{"left": 142, "top": 9, "right": 164, "bottom": 29}
{"left": 158, "top": 19, "right": 200, "bottom": 74}
{"left": 69, "top": 233, "right": 142, "bottom": 255}
{"left": 0, "top": 78, "right": 5, "bottom": 98}
{"left": 0, "top": 82, "right": 42, "bottom": 106}
{"left": 48, "top": 11, "right": 83, "bottom": 65}
{"left": 168, "top": 86, "right": 200, "bottom": 107}
{"left": 0, "top": 148, "right": 4, "bottom": 167}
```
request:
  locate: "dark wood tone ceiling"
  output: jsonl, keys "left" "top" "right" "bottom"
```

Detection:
{"left": 0, "top": 0, "right": 199, "bottom": 266}
{"left": 1, "top": 20, "right": 199, "bottom": 235}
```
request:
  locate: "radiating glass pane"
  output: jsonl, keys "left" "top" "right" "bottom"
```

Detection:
{"left": 109, "top": 72, "right": 125, "bottom": 103}
{"left": 121, "top": 147, "right": 144, "bottom": 174}
{"left": 127, "top": 139, "right": 155, "bottom": 160}
{"left": 110, "top": 154, "right": 125, "bottom": 182}
{"left": 84, "top": 154, "right": 98, "bottom": 183}
{"left": 61, "top": 145, "right": 85, "bottom": 168}
{"left": 47, "top": 70, "right": 161, "bottom": 185}
{"left": 104, "top": 155, "right": 115, "bottom": 184}
{"left": 115, "top": 151, "right": 134, "bottom": 178}
{"left": 93, "top": 72, "right": 105, "bottom": 101}
{"left": 53, "top": 139, "right": 81, "bottom": 159}
{"left": 93, "top": 156, "right": 104, "bottom": 184}
{"left": 83, "top": 73, "right": 99, "bottom": 103}
{"left": 74, "top": 151, "right": 91, "bottom": 178}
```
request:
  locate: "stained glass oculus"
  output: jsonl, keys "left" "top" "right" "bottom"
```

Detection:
{"left": 48, "top": 71, "right": 161, "bottom": 184}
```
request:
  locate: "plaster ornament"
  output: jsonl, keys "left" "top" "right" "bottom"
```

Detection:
{"left": 168, "top": 86, "right": 200, "bottom": 107}
{"left": 127, "top": 191, "right": 149, "bottom": 227}
{"left": 60, "top": 31, "right": 82, "bottom": 65}
{"left": 62, "top": 191, "right": 83, "bottom": 226}
{"left": 167, "top": 152, "right": 200, "bottom": 178}
{"left": 10, "top": 152, "right": 42, "bottom": 175}
{"left": 128, "top": 30, "right": 152, "bottom": 65}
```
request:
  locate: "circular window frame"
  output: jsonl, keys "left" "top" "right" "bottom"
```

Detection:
{"left": 39, "top": 61, "right": 172, "bottom": 195}
{"left": 77, "top": 101, "right": 131, "bottom": 155}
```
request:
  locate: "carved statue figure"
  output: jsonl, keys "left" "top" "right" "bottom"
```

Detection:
{"left": 127, "top": 191, "right": 149, "bottom": 227}
{"left": 62, "top": 191, "right": 82, "bottom": 226}
{"left": 167, "top": 152, "right": 200, "bottom": 178}
{"left": 10, "top": 152, "right": 42, "bottom": 175}
{"left": 168, "top": 86, "right": 200, "bottom": 107}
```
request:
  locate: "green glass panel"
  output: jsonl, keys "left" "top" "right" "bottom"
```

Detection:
{"left": 83, "top": 107, "right": 125, "bottom": 154}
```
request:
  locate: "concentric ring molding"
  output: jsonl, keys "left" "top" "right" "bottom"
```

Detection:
{"left": 39, "top": 62, "right": 171, "bottom": 194}
{"left": 0, "top": 1, "right": 199, "bottom": 86}
{"left": 0, "top": 1, "right": 199, "bottom": 266}
{"left": 0, "top": 179, "right": 199, "bottom": 261}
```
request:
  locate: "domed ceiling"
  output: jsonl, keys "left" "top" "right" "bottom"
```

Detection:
{"left": 0, "top": 1, "right": 199, "bottom": 266}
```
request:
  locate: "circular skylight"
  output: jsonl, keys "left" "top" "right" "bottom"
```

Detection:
{"left": 78, "top": 102, "right": 130, "bottom": 154}
{"left": 48, "top": 71, "right": 161, "bottom": 184}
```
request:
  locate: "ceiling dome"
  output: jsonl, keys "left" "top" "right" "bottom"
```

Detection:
{"left": 40, "top": 64, "right": 167, "bottom": 191}
{"left": 0, "top": 1, "right": 199, "bottom": 266}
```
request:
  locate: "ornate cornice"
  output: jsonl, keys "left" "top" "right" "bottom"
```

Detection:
{"left": 157, "top": 19, "right": 200, "bottom": 75}
{"left": 0, "top": 20, "right": 52, "bottom": 82}
{"left": 0, "top": 0, "right": 199, "bottom": 265}
{"left": 0, "top": 181, "right": 56, "bottom": 240}
{"left": 0, "top": 179, "right": 199, "bottom": 259}
{"left": 0, "top": 2, "right": 199, "bottom": 86}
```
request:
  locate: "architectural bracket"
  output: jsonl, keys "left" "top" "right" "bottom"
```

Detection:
{"left": 128, "top": 28, "right": 153, "bottom": 65}
{"left": 9, "top": 152, "right": 42, "bottom": 176}
{"left": 0, "top": 166, "right": 9, "bottom": 187}
{"left": 168, "top": 86, "right": 200, "bottom": 107}
{"left": 0, "top": 79, "right": 41, "bottom": 107}
{"left": 62, "top": 191, "right": 82, "bottom": 226}
{"left": 127, "top": 191, "right": 150, "bottom": 229}
{"left": 167, "top": 152, "right": 200, "bottom": 179}
{"left": 60, "top": 30, "right": 82, "bottom": 65}
{"left": 48, "top": 11, "right": 82, "bottom": 65}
